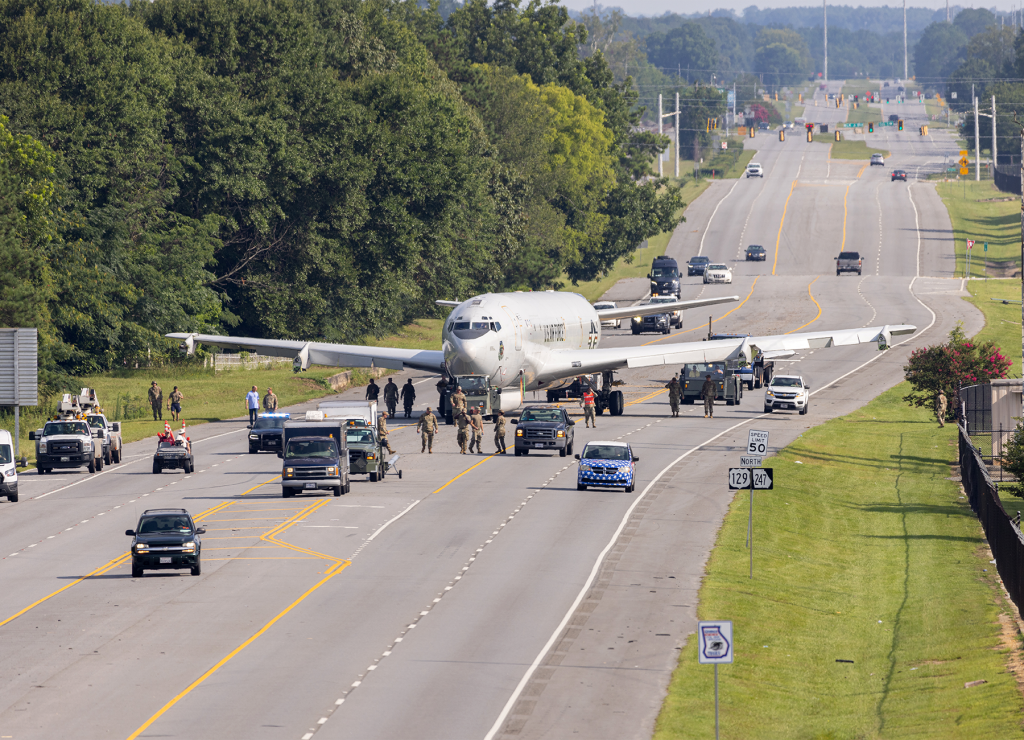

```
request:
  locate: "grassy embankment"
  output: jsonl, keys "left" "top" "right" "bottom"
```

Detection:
{"left": 936, "top": 179, "right": 1018, "bottom": 278}
{"left": 655, "top": 386, "right": 1024, "bottom": 738}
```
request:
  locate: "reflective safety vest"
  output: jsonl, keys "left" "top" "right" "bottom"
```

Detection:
{"left": 583, "top": 390, "right": 596, "bottom": 407}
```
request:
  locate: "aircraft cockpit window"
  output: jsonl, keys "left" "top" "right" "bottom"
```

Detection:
{"left": 490, "top": 322, "right": 502, "bottom": 332}
{"left": 447, "top": 322, "right": 454, "bottom": 332}
{"left": 471, "top": 322, "right": 490, "bottom": 331}
{"left": 453, "top": 322, "right": 471, "bottom": 330}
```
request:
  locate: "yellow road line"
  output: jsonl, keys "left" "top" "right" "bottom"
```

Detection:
{"left": 856, "top": 162, "right": 868, "bottom": 178}
{"left": 642, "top": 276, "right": 760, "bottom": 345}
{"left": 0, "top": 499, "right": 236, "bottom": 630}
{"left": 206, "top": 557, "right": 321, "bottom": 561}
{"left": 203, "top": 526, "right": 275, "bottom": 532}
{"left": 125, "top": 565, "right": 350, "bottom": 740}
{"left": 204, "top": 546, "right": 283, "bottom": 551}
{"left": 786, "top": 277, "right": 822, "bottom": 334}
{"left": 773, "top": 181, "right": 796, "bottom": 275}
{"left": 431, "top": 455, "right": 493, "bottom": 495}
{"left": 202, "top": 517, "right": 292, "bottom": 522}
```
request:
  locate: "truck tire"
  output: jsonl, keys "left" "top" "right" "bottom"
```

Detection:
{"left": 836, "top": 270, "right": 841, "bottom": 276}
{"left": 343, "top": 482, "right": 351, "bottom": 494}
{"left": 282, "top": 488, "right": 293, "bottom": 498}
{"left": 559, "top": 446, "right": 567, "bottom": 457}
{"left": 249, "top": 446, "right": 258, "bottom": 454}
{"left": 763, "top": 405, "right": 773, "bottom": 413}
{"left": 631, "top": 328, "right": 639, "bottom": 335}
{"left": 445, "top": 413, "right": 453, "bottom": 426}
{"left": 191, "top": 557, "right": 201, "bottom": 576}
{"left": 800, "top": 403, "right": 809, "bottom": 415}
{"left": 114, "top": 446, "right": 121, "bottom": 463}
{"left": 7, "top": 490, "right": 17, "bottom": 502}
{"left": 370, "top": 472, "right": 378, "bottom": 482}
{"left": 37, "top": 466, "right": 44, "bottom": 475}
{"left": 577, "top": 484, "right": 587, "bottom": 491}
{"left": 609, "top": 391, "right": 625, "bottom": 416}
{"left": 104, "top": 449, "right": 111, "bottom": 466}
{"left": 334, "top": 485, "right": 343, "bottom": 497}
{"left": 89, "top": 458, "right": 96, "bottom": 474}
{"left": 747, "top": 380, "right": 754, "bottom": 391}
{"left": 132, "top": 563, "right": 144, "bottom": 578}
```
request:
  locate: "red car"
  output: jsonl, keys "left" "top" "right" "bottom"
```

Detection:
{"left": 891, "top": 170, "right": 907, "bottom": 181}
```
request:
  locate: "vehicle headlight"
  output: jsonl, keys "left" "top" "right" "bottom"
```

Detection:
{"left": 633, "top": 316, "right": 641, "bottom": 322}
{"left": 327, "top": 466, "right": 338, "bottom": 476}
{"left": 134, "top": 543, "right": 148, "bottom": 552}
{"left": 580, "top": 463, "right": 592, "bottom": 471}
{"left": 366, "top": 453, "right": 375, "bottom": 460}
{"left": 618, "top": 466, "right": 631, "bottom": 474}
{"left": 557, "top": 430, "right": 565, "bottom": 437}
{"left": 284, "top": 467, "right": 294, "bottom": 477}
{"left": 83, "top": 441, "right": 92, "bottom": 451}
{"left": 38, "top": 442, "right": 46, "bottom": 453}
{"left": 182, "top": 541, "right": 197, "bottom": 552}
{"left": 766, "top": 391, "right": 775, "bottom": 397}
{"left": 516, "top": 429, "right": 523, "bottom": 437}
{"left": 249, "top": 434, "right": 258, "bottom": 440}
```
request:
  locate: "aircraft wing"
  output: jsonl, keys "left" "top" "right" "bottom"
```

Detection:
{"left": 536, "top": 324, "right": 916, "bottom": 382}
{"left": 165, "top": 333, "right": 446, "bottom": 373}
{"left": 595, "top": 295, "right": 739, "bottom": 320}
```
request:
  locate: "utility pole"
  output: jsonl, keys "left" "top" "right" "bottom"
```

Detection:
{"left": 903, "top": 0, "right": 908, "bottom": 80}
{"left": 823, "top": 0, "right": 828, "bottom": 84}
{"left": 975, "top": 92, "right": 981, "bottom": 182}
{"left": 658, "top": 93, "right": 663, "bottom": 177}
{"left": 993, "top": 95, "right": 998, "bottom": 171}
{"left": 1017, "top": 113, "right": 1024, "bottom": 369}
{"left": 675, "top": 91, "right": 680, "bottom": 179}
{"left": 947, "top": 0, "right": 950, "bottom": 23}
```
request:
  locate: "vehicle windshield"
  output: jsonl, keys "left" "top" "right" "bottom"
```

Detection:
{"left": 455, "top": 376, "right": 489, "bottom": 393}
{"left": 689, "top": 256, "right": 710, "bottom": 264}
{"left": 43, "top": 421, "right": 89, "bottom": 436}
{"left": 683, "top": 362, "right": 727, "bottom": 378}
{"left": 748, "top": 163, "right": 760, "bottom": 168}
{"left": 285, "top": 439, "right": 339, "bottom": 459}
{"left": 253, "top": 418, "right": 285, "bottom": 430}
{"left": 346, "top": 430, "right": 376, "bottom": 445}
{"left": 86, "top": 415, "right": 105, "bottom": 429}
{"left": 582, "top": 444, "right": 631, "bottom": 461}
{"left": 0, "top": 444, "right": 11, "bottom": 465}
{"left": 520, "top": 409, "right": 564, "bottom": 423}
{"left": 838, "top": 252, "right": 860, "bottom": 260}
{"left": 651, "top": 267, "right": 678, "bottom": 278}
{"left": 138, "top": 515, "right": 193, "bottom": 535}
{"left": 771, "top": 377, "right": 804, "bottom": 388}
{"left": 747, "top": 245, "right": 764, "bottom": 252}
{"left": 707, "top": 264, "right": 728, "bottom": 270}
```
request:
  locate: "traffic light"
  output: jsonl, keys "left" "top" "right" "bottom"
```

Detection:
{"left": 868, "top": 121, "right": 874, "bottom": 133}
{"left": 834, "top": 130, "right": 841, "bottom": 142}
{"left": 898, "top": 119, "right": 904, "bottom": 131}
{"left": 749, "top": 125, "right": 755, "bottom": 139}
{"left": 779, "top": 129, "right": 785, "bottom": 142}
{"left": 807, "top": 129, "right": 813, "bottom": 142}
{"left": 706, "top": 118, "right": 710, "bottom": 133}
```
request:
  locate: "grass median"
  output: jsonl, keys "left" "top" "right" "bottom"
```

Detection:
{"left": 808, "top": 135, "right": 890, "bottom": 160}
{"left": 654, "top": 384, "right": 1024, "bottom": 738}
{"left": 936, "top": 179, "right": 1018, "bottom": 278}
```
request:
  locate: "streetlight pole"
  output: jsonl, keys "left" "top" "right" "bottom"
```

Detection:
{"left": 823, "top": 0, "right": 828, "bottom": 84}
{"left": 903, "top": 0, "right": 908, "bottom": 80}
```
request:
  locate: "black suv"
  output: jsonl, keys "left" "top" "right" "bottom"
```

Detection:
{"left": 631, "top": 311, "right": 670, "bottom": 335}
{"left": 745, "top": 245, "right": 766, "bottom": 261}
{"left": 648, "top": 256, "right": 680, "bottom": 297}
{"left": 687, "top": 255, "right": 711, "bottom": 276}
{"left": 513, "top": 406, "right": 575, "bottom": 457}
{"left": 126, "top": 509, "right": 205, "bottom": 577}
{"left": 249, "top": 413, "right": 289, "bottom": 453}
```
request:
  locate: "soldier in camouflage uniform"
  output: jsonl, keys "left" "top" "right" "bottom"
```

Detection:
{"left": 377, "top": 411, "right": 394, "bottom": 455}
{"left": 665, "top": 375, "right": 682, "bottom": 417}
{"left": 455, "top": 410, "right": 471, "bottom": 454}
{"left": 450, "top": 385, "right": 467, "bottom": 421}
{"left": 701, "top": 374, "right": 716, "bottom": 419}
{"left": 417, "top": 407, "right": 438, "bottom": 453}
{"left": 468, "top": 407, "right": 484, "bottom": 454}
{"left": 493, "top": 410, "right": 507, "bottom": 454}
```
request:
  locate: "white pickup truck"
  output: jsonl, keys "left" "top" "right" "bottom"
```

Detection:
{"left": 86, "top": 412, "right": 123, "bottom": 465}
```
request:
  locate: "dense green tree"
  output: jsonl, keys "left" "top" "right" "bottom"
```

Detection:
{"left": 953, "top": 8, "right": 996, "bottom": 40}
{"left": 755, "top": 43, "right": 807, "bottom": 87}
{"left": 644, "top": 23, "right": 719, "bottom": 83}
{"left": 914, "top": 22, "right": 967, "bottom": 85}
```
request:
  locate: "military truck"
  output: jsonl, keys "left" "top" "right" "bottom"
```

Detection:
{"left": 706, "top": 333, "right": 775, "bottom": 390}
{"left": 86, "top": 412, "right": 122, "bottom": 465}
{"left": 443, "top": 374, "right": 501, "bottom": 424}
{"left": 680, "top": 361, "right": 744, "bottom": 406}
{"left": 345, "top": 425, "right": 385, "bottom": 482}
{"left": 281, "top": 419, "right": 350, "bottom": 497}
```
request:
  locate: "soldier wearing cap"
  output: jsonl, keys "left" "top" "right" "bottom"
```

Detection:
{"left": 701, "top": 374, "right": 716, "bottom": 419}
{"left": 665, "top": 375, "right": 682, "bottom": 417}
{"left": 450, "top": 385, "right": 467, "bottom": 421}
{"left": 263, "top": 387, "right": 278, "bottom": 412}
{"left": 468, "top": 407, "right": 484, "bottom": 454}
{"left": 493, "top": 410, "right": 507, "bottom": 453}
{"left": 455, "top": 409, "right": 471, "bottom": 454}
{"left": 148, "top": 381, "right": 163, "bottom": 421}
{"left": 417, "top": 406, "right": 439, "bottom": 453}
{"left": 377, "top": 410, "right": 394, "bottom": 454}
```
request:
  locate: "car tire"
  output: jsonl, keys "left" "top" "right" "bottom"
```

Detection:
{"left": 559, "top": 446, "right": 567, "bottom": 457}
{"left": 282, "top": 488, "right": 293, "bottom": 498}
{"left": 184, "top": 459, "right": 193, "bottom": 474}
{"left": 800, "top": 404, "right": 809, "bottom": 415}
{"left": 763, "top": 406, "right": 773, "bottom": 413}
{"left": 857, "top": 270, "right": 862, "bottom": 275}
{"left": 249, "top": 446, "right": 258, "bottom": 454}
{"left": 191, "top": 558, "right": 201, "bottom": 576}
{"left": 334, "top": 485, "right": 343, "bottom": 497}
{"left": 343, "top": 482, "right": 351, "bottom": 494}
{"left": 7, "top": 491, "right": 17, "bottom": 502}
{"left": 626, "top": 481, "right": 634, "bottom": 493}
{"left": 89, "top": 459, "right": 96, "bottom": 474}
{"left": 132, "top": 564, "right": 144, "bottom": 578}
{"left": 370, "top": 472, "right": 378, "bottom": 482}
{"left": 577, "top": 484, "right": 587, "bottom": 491}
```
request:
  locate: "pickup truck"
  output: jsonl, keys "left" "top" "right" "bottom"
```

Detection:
{"left": 31, "top": 419, "right": 103, "bottom": 474}
{"left": 835, "top": 251, "right": 863, "bottom": 275}
{"left": 86, "top": 412, "right": 122, "bottom": 465}
{"left": 513, "top": 405, "right": 575, "bottom": 457}
{"left": 282, "top": 420, "right": 350, "bottom": 497}
{"left": 345, "top": 426, "right": 384, "bottom": 481}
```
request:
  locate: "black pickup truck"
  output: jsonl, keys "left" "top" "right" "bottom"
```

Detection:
{"left": 513, "top": 406, "right": 575, "bottom": 457}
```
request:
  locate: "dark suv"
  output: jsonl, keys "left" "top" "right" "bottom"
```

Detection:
{"left": 745, "top": 245, "right": 766, "bottom": 261}
{"left": 648, "top": 256, "right": 680, "bottom": 297}
{"left": 513, "top": 406, "right": 575, "bottom": 457}
{"left": 126, "top": 509, "right": 205, "bottom": 578}
{"left": 249, "top": 413, "right": 289, "bottom": 453}
{"left": 687, "top": 255, "right": 711, "bottom": 276}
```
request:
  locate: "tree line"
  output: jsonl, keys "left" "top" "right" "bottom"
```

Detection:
{"left": 0, "top": 0, "right": 681, "bottom": 384}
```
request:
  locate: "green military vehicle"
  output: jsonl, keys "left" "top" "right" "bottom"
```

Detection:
{"left": 680, "top": 361, "right": 744, "bottom": 406}
{"left": 345, "top": 425, "right": 385, "bottom": 482}
{"left": 443, "top": 374, "right": 501, "bottom": 424}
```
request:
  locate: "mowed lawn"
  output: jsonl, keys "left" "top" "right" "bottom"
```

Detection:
{"left": 654, "top": 385, "right": 1024, "bottom": 738}
{"left": 936, "top": 180, "right": 1019, "bottom": 278}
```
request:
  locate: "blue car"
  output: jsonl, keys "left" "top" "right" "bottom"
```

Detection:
{"left": 575, "top": 441, "right": 639, "bottom": 492}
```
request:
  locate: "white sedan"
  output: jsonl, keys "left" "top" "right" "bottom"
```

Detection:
{"left": 594, "top": 301, "right": 620, "bottom": 329}
{"left": 703, "top": 263, "right": 733, "bottom": 284}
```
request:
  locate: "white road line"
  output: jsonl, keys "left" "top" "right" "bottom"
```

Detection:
{"left": 365, "top": 500, "right": 421, "bottom": 542}
{"left": 698, "top": 180, "right": 740, "bottom": 256}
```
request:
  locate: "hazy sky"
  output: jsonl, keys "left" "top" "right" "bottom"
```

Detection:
{"left": 561, "top": 1, "right": 1009, "bottom": 15}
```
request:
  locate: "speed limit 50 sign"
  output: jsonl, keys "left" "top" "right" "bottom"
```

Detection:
{"left": 747, "top": 429, "right": 769, "bottom": 456}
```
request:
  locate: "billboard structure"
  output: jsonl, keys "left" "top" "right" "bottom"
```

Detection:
{"left": 0, "top": 328, "right": 39, "bottom": 459}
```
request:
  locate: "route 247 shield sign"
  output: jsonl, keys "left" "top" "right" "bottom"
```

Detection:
{"left": 698, "top": 620, "right": 734, "bottom": 664}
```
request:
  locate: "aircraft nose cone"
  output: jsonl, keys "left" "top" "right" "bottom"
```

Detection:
{"left": 445, "top": 334, "right": 493, "bottom": 377}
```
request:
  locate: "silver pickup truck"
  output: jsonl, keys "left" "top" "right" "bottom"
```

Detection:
{"left": 835, "top": 251, "right": 862, "bottom": 276}
{"left": 87, "top": 412, "right": 123, "bottom": 465}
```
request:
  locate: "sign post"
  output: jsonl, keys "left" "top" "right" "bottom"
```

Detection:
{"left": 730, "top": 466, "right": 774, "bottom": 577}
{"left": 0, "top": 329, "right": 38, "bottom": 462}
{"left": 967, "top": 238, "right": 975, "bottom": 278}
{"left": 698, "top": 620, "right": 734, "bottom": 740}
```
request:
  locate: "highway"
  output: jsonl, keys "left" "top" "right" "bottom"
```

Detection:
{"left": 0, "top": 82, "right": 986, "bottom": 740}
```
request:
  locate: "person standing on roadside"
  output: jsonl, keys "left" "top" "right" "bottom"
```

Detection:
{"left": 168, "top": 386, "right": 184, "bottom": 422}
{"left": 493, "top": 410, "right": 507, "bottom": 454}
{"left": 417, "top": 406, "right": 438, "bottom": 453}
{"left": 263, "top": 387, "right": 279, "bottom": 412}
{"left": 935, "top": 390, "right": 948, "bottom": 428}
{"left": 245, "top": 385, "right": 259, "bottom": 427}
{"left": 581, "top": 386, "right": 597, "bottom": 428}
{"left": 148, "top": 381, "right": 163, "bottom": 421}
{"left": 665, "top": 375, "right": 682, "bottom": 417}
{"left": 701, "top": 374, "right": 716, "bottom": 419}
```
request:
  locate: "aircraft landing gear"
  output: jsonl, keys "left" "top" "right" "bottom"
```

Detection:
{"left": 596, "top": 371, "right": 625, "bottom": 416}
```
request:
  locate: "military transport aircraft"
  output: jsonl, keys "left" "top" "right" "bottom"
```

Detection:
{"left": 169, "top": 290, "right": 915, "bottom": 416}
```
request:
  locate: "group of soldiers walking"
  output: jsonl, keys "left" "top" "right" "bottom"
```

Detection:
{"left": 663, "top": 373, "right": 717, "bottom": 418}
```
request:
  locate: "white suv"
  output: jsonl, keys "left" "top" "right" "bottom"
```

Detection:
{"left": 870, "top": 153, "right": 884, "bottom": 166}
{"left": 746, "top": 162, "right": 764, "bottom": 178}
{"left": 0, "top": 429, "right": 18, "bottom": 502}
{"left": 764, "top": 375, "right": 810, "bottom": 415}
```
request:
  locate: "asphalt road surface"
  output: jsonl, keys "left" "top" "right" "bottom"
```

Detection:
{"left": 0, "top": 82, "right": 985, "bottom": 740}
